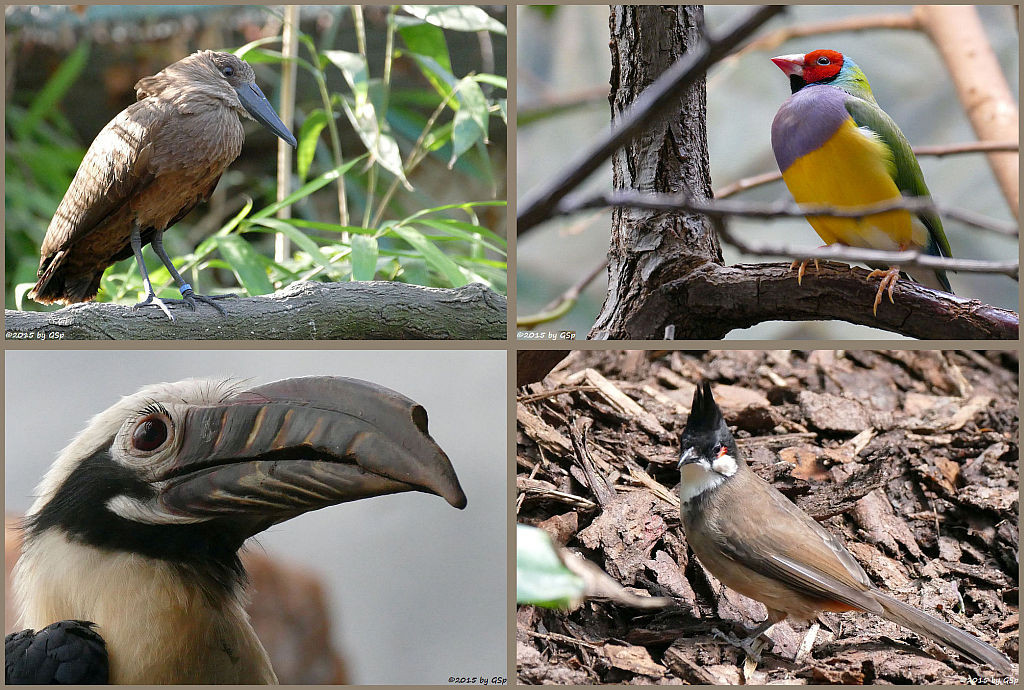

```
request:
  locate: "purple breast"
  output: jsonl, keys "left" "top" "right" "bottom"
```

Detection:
{"left": 771, "top": 85, "right": 853, "bottom": 172}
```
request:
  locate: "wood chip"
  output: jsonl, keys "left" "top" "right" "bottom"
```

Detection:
{"left": 603, "top": 644, "right": 666, "bottom": 676}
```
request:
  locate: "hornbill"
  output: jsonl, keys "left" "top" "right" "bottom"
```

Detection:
{"left": 6, "top": 377, "right": 467, "bottom": 684}
{"left": 29, "top": 50, "right": 297, "bottom": 321}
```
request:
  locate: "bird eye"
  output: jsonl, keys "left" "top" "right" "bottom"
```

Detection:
{"left": 816, "top": 56, "right": 830, "bottom": 66}
{"left": 132, "top": 414, "right": 169, "bottom": 452}
{"left": 222, "top": 66, "right": 234, "bottom": 77}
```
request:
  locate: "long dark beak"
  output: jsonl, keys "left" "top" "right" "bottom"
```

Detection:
{"left": 236, "top": 81, "right": 297, "bottom": 148}
{"left": 153, "top": 377, "right": 466, "bottom": 534}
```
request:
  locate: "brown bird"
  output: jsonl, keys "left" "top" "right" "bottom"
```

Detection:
{"left": 677, "top": 380, "right": 1013, "bottom": 674}
{"left": 29, "top": 50, "right": 297, "bottom": 321}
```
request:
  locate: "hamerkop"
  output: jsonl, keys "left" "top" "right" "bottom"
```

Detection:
{"left": 29, "top": 50, "right": 297, "bottom": 320}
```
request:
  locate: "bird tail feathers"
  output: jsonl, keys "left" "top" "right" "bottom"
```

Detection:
{"left": 875, "top": 591, "right": 1012, "bottom": 674}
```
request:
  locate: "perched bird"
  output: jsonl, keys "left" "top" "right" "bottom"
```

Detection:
{"left": 770, "top": 49, "right": 953, "bottom": 314}
{"left": 29, "top": 50, "right": 297, "bottom": 321}
{"left": 6, "top": 377, "right": 467, "bottom": 684}
{"left": 676, "top": 380, "right": 1012, "bottom": 673}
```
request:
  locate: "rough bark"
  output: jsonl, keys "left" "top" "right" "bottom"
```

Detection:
{"left": 5, "top": 281, "right": 507, "bottom": 340}
{"left": 517, "top": 350, "right": 1019, "bottom": 685}
{"left": 591, "top": 5, "right": 717, "bottom": 339}
{"left": 662, "top": 261, "right": 1019, "bottom": 340}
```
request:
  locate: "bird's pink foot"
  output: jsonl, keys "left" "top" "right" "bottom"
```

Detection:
{"left": 789, "top": 258, "right": 821, "bottom": 285}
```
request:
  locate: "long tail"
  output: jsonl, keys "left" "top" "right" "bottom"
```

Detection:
{"left": 875, "top": 590, "right": 1013, "bottom": 674}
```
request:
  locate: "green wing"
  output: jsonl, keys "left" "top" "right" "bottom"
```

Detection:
{"left": 845, "top": 97, "right": 952, "bottom": 260}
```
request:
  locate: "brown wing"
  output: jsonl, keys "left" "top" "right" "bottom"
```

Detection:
{"left": 699, "top": 467, "right": 883, "bottom": 615}
{"left": 38, "top": 99, "right": 164, "bottom": 262}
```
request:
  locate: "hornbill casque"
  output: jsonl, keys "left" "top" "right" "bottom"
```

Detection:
{"left": 5, "top": 376, "right": 467, "bottom": 684}
{"left": 29, "top": 50, "right": 297, "bottom": 321}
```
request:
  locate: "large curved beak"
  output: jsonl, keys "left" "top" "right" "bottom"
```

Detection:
{"left": 236, "top": 81, "right": 297, "bottom": 148}
{"left": 153, "top": 377, "right": 466, "bottom": 535}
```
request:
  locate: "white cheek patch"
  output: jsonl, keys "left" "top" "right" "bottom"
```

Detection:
{"left": 711, "top": 453, "right": 738, "bottom": 477}
{"left": 106, "top": 495, "right": 209, "bottom": 525}
{"left": 679, "top": 462, "right": 726, "bottom": 504}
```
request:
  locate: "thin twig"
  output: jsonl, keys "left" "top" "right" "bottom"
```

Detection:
{"left": 569, "top": 190, "right": 1017, "bottom": 237}
{"left": 711, "top": 215, "right": 1017, "bottom": 278}
{"left": 562, "top": 190, "right": 1018, "bottom": 277}
{"left": 517, "top": 258, "right": 610, "bottom": 328}
{"left": 736, "top": 12, "right": 919, "bottom": 56}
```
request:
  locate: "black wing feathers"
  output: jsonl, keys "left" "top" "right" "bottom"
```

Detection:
{"left": 5, "top": 620, "right": 109, "bottom": 684}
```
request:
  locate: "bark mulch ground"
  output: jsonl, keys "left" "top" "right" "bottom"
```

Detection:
{"left": 516, "top": 350, "right": 1018, "bottom": 685}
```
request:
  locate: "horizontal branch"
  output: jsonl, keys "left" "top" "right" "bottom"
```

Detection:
{"left": 711, "top": 218, "right": 1017, "bottom": 278}
{"left": 5, "top": 281, "right": 507, "bottom": 340}
{"left": 656, "top": 261, "right": 1018, "bottom": 340}
{"left": 561, "top": 190, "right": 1018, "bottom": 278}
{"left": 568, "top": 190, "right": 1017, "bottom": 237}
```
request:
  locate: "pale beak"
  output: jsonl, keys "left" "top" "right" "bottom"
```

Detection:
{"left": 771, "top": 53, "right": 805, "bottom": 77}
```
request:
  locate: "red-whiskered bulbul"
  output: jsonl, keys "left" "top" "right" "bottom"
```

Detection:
{"left": 677, "top": 380, "right": 1013, "bottom": 673}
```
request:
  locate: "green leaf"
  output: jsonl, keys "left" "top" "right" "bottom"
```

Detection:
{"left": 248, "top": 218, "right": 337, "bottom": 273}
{"left": 396, "top": 19, "right": 452, "bottom": 74}
{"left": 473, "top": 74, "right": 507, "bottom": 90}
{"left": 212, "top": 235, "right": 274, "bottom": 295}
{"left": 326, "top": 50, "right": 410, "bottom": 187}
{"left": 516, "top": 525, "right": 584, "bottom": 608}
{"left": 400, "top": 258, "right": 429, "bottom": 286}
{"left": 250, "top": 156, "right": 366, "bottom": 220}
{"left": 16, "top": 42, "right": 90, "bottom": 141}
{"left": 350, "top": 234, "right": 380, "bottom": 281}
{"left": 296, "top": 110, "right": 329, "bottom": 182}
{"left": 449, "top": 77, "right": 489, "bottom": 165}
{"left": 415, "top": 218, "right": 506, "bottom": 255}
{"left": 402, "top": 5, "right": 506, "bottom": 34}
{"left": 403, "top": 52, "right": 458, "bottom": 101}
{"left": 387, "top": 223, "right": 468, "bottom": 287}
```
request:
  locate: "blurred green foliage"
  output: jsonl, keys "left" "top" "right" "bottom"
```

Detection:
{"left": 6, "top": 4, "right": 507, "bottom": 311}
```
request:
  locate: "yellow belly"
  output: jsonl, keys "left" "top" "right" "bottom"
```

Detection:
{"left": 782, "top": 118, "right": 915, "bottom": 250}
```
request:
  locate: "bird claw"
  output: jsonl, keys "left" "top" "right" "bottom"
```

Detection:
{"left": 712, "top": 626, "right": 769, "bottom": 663}
{"left": 789, "top": 259, "right": 821, "bottom": 286}
{"left": 180, "top": 290, "right": 235, "bottom": 316}
{"left": 865, "top": 266, "right": 901, "bottom": 316}
{"left": 132, "top": 293, "right": 176, "bottom": 322}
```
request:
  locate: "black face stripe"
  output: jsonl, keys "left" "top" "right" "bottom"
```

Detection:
{"left": 28, "top": 448, "right": 248, "bottom": 597}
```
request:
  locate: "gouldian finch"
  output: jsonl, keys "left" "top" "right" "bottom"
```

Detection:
{"left": 770, "top": 50, "right": 953, "bottom": 314}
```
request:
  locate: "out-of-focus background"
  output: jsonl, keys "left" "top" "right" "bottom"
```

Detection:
{"left": 5, "top": 349, "right": 507, "bottom": 684}
{"left": 517, "top": 4, "right": 1018, "bottom": 339}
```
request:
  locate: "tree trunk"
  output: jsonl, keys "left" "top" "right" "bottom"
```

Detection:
{"left": 591, "top": 5, "right": 722, "bottom": 339}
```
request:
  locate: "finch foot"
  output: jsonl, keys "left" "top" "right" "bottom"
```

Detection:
{"left": 865, "top": 266, "right": 901, "bottom": 315}
{"left": 789, "top": 259, "right": 821, "bottom": 286}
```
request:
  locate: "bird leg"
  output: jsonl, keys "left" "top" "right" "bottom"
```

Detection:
{"left": 129, "top": 224, "right": 175, "bottom": 321}
{"left": 150, "top": 230, "right": 235, "bottom": 315}
{"left": 713, "top": 618, "right": 775, "bottom": 663}
{"left": 864, "top": 265, "right": 901, "bottom": 316}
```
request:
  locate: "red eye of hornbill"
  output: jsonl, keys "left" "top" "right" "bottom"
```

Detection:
{"left": 132, "top": 415, "right": 169, "bottom": 451}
